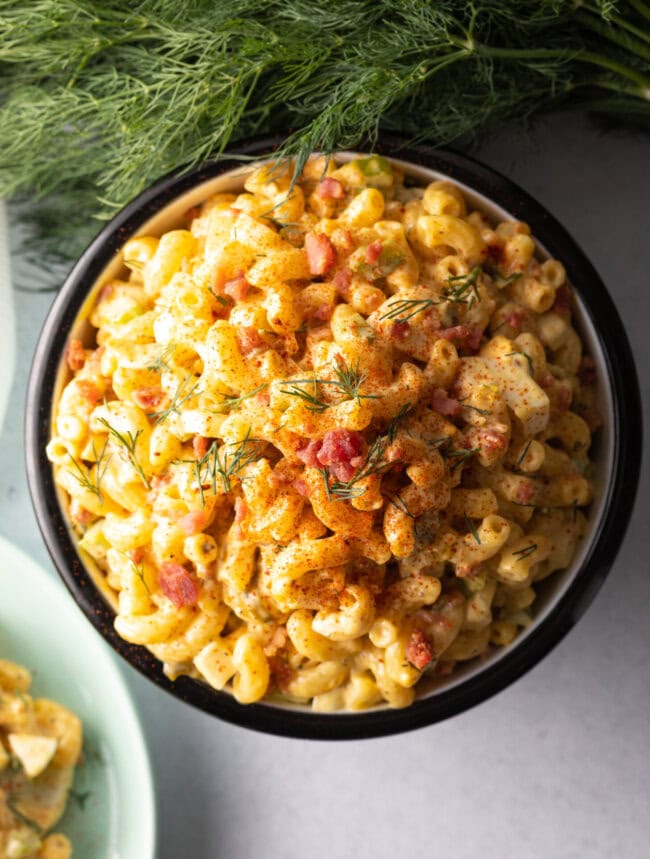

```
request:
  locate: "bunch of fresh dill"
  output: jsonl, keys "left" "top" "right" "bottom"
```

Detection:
{"left": 1, "top": 0, "right": 648, "bottom": 262}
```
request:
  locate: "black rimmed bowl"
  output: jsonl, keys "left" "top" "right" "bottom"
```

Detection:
{"left": 26, "top": 135, "right": 642, "bottom": 740}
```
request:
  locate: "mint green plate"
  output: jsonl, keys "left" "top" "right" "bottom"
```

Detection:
{"left": 0, "top": 535, "right": 156, "bottom": 857}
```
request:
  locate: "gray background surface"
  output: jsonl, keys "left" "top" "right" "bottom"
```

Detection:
{"left": 1, "top": 113, "right": 649, "bottom": 858}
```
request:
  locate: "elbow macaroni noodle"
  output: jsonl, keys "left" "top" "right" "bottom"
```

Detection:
{"left": 50, "top": 154, "right": 598, "bottom": 711}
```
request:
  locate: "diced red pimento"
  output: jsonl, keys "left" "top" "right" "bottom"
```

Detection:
{"left": 178, "top": 509, "right": 209, "bottom": 536}
{"left": 432, "top": 388, "right": 462, "bottom": 417}
{"left": 70, "top": 500, "right": 94, "bottom": 526}
{"left": 552, "top": 284, "right": 572, "bottom": 317}
{"left": 405, "top": 630, "right": 435, "bottom": 670}
{"left": 515, "top": 480, "right": 535, "bottom": 505}
{"left": 133, "top": 387, "right": 165, "bottom": 411}
{"left": 292, "top": 479, "right": 310, "bottom": 497}
{"left": 316, "top": 429, "right": 365, "bottom": 482}
{"left": 158, "top": 562, "right": 199, "bottom": 607}
{"left": 234, "top": 497, "right": 248, "bottom": 523}
{"left": 297, "top": 439, "right": 323, "bottom": 468}
{"left": 505, "top": 310, "right": 524, "bottom": 330}
{"left": 485, "top": 243, "right": 504, "bottom": 265}
{"left": 306, "top": 302, "right": 334, "bottom": 322}
{"left": 237, "top": 326, "right": 264, "bottom": 355}
{"left": 223, "top": 270, "right": 250, "bottom": 301}
{"left": 436, "top": 324, "right": 483, "bottom": 352}
{"left": 307, "top": 325, "right": 332, "bottom": 342}
{"left": 478, "top": 428, "right": 508, "bottom": 454}
{"left": 128, "top": 547, "right": 144, "bottom": 565}
{"left": 305, "top": 233, "right": 337, "bottom": 276}
{"left": 268, "top": 655, "right": 293, "bottom": 691}
{"left": 66, "top": 338, "right": 86, "bottom": 372}
{"left": 317, "top": 177, "right": 345, "bottom": 200}
{"left": 77, "top": 380, "right": 102, "bottom": 405}
{"left": 365, "top": 241, "right": 383, "bottom": 265}
{"left": 538, "top": 370, "right": 555, "bottom": 389}
{"left": 389, "top": 320, "right": 410, "bottom": 340}
{"left": 193, "top": 435, "right": 209, "bottom": 459}
{"left": 332, "top": 267, "right": 352, "bottom": 297}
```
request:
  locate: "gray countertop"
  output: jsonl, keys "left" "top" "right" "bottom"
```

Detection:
{"left": 1, "top": 112, "right": 648, "bottom": 859}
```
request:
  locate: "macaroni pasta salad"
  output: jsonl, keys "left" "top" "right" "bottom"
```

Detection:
{"left": 1, "top": 659, "right": 82, "bottom": 858}
{"left": 48, "top": 154, "right": 599, "bottom": 711}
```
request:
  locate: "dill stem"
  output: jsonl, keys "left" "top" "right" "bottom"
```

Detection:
{"left": 419, "top": 49, "right": 471, "bottom": 79}
{"left": 626, "top": 0, "right": 650, "bottom": 24}
{"left": 468, "top": 43, "right": 650, "bottom": 95}
{"left": 583, "top": 75, "right": 650, "bottom": 99}
{"left": 575, "top": 10, "right": 650, "bottom": 62}
{"left": 581, "top": 3, "right": 650, "bottom": 44}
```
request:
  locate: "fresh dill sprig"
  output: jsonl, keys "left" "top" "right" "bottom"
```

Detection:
{"left": 464, "top": 513, "right": 481, "bottom": 544}
{"left": 505, "top": 351, "right": 535, "bottom": 374}
{"left": 320, "top": 468, "right": 366, "bottom": 502}
{"left": 219, "top": 384, "right": 268, "bottom": 411}
{"left": 98, "top": 417, "right": 150, "bottom": 489}
{"left": 428, "top": 435, "right": 454, "bottom": 450}
{"left": 7, "top": 800, "right": 42, "bottom": 834}
{"left": 280, "top": 382, "right": 329, "bottom": 412}
{"left": 386, "top": 403, "right": 412, "bottom": 442}
{"left": 67, "top": 437, "right": 111, "bottom": 503}
{"left": 321, "top": 436, "right": 391, "bottom": 501}
{"left": 444, "top": 446, "right": 480, "bottom": 470}
{"left": 331, "top": 356, "right": 379, "bottom": 404}
{"left": 379, "top": 297, "right": 440, "bottom": 323}
{"left": 132, "top": 559, "right": 150, "bottom": 594}
{"left": 442, "top": 266, "right": 483, "bottom": 304}
{"left": 387, "top": 493, "right": 416, "bottom": 519}
{"left": 259, "top": 200, "right": 300, "bottom": 230}
{"left": 146, "top": 344, "right": 176, "bottom": 374}
{"left": 460, "top": 399, "right": 491, "bottom": 416}
{"left": 515, "top": 439, "right": 533, "bottom": 469}
{"left": 494, "top": 272, "right": 523, "bottom": 288}
{"left": 149, "top": 375, "right": 200, "bottom": 424}
{"left": 193, "top": 428, "right": 263, "bottom": 497}
{"left": 513, "top": 542, "right": 538, "bottom": 560}
{"left": 284, "top": 357, "right": 379, "bottom": 411}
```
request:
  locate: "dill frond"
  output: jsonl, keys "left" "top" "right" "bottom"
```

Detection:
{"left": 386, "top": 403, "right": 412, "bottom": 443}
{"left": 219, "top": 384, "right": 268, "bottom": 411}
{"left": 280, "top": 382, "right": 329, "bottom": 413}
{"left": 442, "top": 266, "right": 483, "bottom": 305}
{"left": 322, "top": 435, "right": 392, "bottom": 501}
{"left": 97, "top": 417, "right": 150, "bottom": 488}
{"left": 2, "top": 0, "right": 648, "bottom": 267}
{"left": 464, "top": 513, "right": 481, "bottom": 544}
{"left": 331, "top": 355, "right": 379, "bottom": 404}
{"left": 379, "top": 298, "right": 440, "bottom": 323}
{"left": 149, "top": 375, "right": 200, "bottom": 423}
{"left": 195, "top": 428, "right": 263, "bottom": 496}
{"left": 66, "top": 437, "right": 111, "bottom": 503}
{"left": 513, "top": 542, "right": 538, "bottom": 560}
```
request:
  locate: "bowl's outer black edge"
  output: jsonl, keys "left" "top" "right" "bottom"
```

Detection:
{"left": 25, "top": 134, "right": 643, "bottom": 740}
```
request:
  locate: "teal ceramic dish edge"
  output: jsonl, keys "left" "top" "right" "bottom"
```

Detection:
{"left": 0, "top": 534, "right": 156, "bottom": 858}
